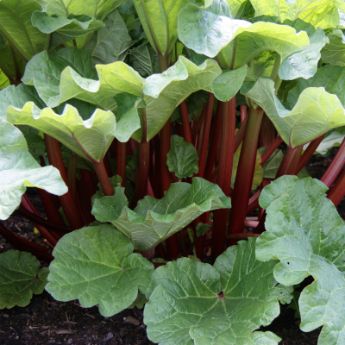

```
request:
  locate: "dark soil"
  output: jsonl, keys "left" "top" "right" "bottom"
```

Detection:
{"left": 0, "top": 151, "right": 342, "bottom": 345}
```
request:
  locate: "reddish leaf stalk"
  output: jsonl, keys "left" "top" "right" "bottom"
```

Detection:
{"left": 230, "top": 107, "right": 264, "bottom": 236}
{"left": 198, "top": 94, "right": 215, "bottom": 177}
{"left": 93, "top": 160, "right": 114, "bottom": 196}
{"left": 116, "top": 142, "right": 127, "bottom": 185}
{"left": 261, "top": 137, "right": 283, "bottom": 164}
{"left": 296, "top": 135, "right": 324, "bottom": 173}
{"left": 321, "top": 138, "right": 345, "bottom": 187}
{"left": 212, "top": 99, "right": 236, "bottom": 256}
{"left": 179, "top": 101, "right": 193, "bottom": 143}
{"left": 277, "top": 146, "right": 303, "bottom": 176}
{"left": 44, "top": 135, "right": 83, "bottom": 229}
{"left": 328, "top": 168, "right": 345, "bottom": 206}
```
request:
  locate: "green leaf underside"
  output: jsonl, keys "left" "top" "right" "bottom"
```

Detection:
{"left": 167, "top": 135, "right": 199, "bottom": 178}
{"left": 256, "top": 176, "right": 345, "bottom": 345}
{"left": 0, "top": 0, "right": 48, "bottom": 60}
{"left": 0, "top": 250, "right": 47, "bottom": 309}
{"left": 92, "top": 178, "right": 230, "bottom": 251}
{"left": 0, "top": 121, "right": 67, "bottom": 220}
{"left": 178, "top": 2, "right": 309, "bottom": 62}
{"left": 46, "top": 225, "right": 154, "bottom": 317}
{"left": 7, "top": 102, "right": 116, "bottom": 162}
{"left": 144, "top": 238, "right": 281, "bottom": 345}
{"left": 245, "top": 78, "right": 345, "bottom": 147}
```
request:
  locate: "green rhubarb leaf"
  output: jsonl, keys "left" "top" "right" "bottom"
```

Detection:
{"left": 92, "top": 10, "right": 132, "bottom": 64}
{"left": 178, "top": 1, "right": 309, "bottom": 63}
{"left": 0, "top": 69, "right": 9, "bottom": 89}
{"left": 46, "top": 224, "right": 154, "bottom": 317}
{"left": 256, "top": 176, "right": 345, "bottom": 345}
{"left": 0, "top": 250, "right": 48, "bottom": 309}
{"left": 321, "top": 30, "right": 345, "bottom": 66}
{"left": 0, "top": 0, "right": 48, "bottom": 60}
{"left": 316, "top": 128, "right": 345, "bottom": 155}
{"left": 7, "top": 102, "right": 116, "bottom": 162}
{"left": 38, "top": 0, "right": 123, "bottom": 19}
{"left": 250, "top": 0, "right": 345, "bottom": 29}
{"left": 245, "top": 78, "right": 345, "bottom": 147}
{"left": 212, "top": 65, "right": 248, "bottom": 101}
{"left": 227, "top": 0, "right": 248, "bottom": 17}
{"left": 133, "top": 0, "right": 185, "bottom": 55}
{"left": 0, "top": 122, "right": 67, "bottom": 220}
{"left": 167, "top": 135, "right": 199, "bottom": 179}
{"left": 31, "top": 11, "right": 103, "bottom": 37}
{"left": 285, "top": 65, "right": 345, "bottom": 108}
{"left": 144, "top": 238, "right": 281, "bottom": 345}
{"left": 141, "top": 56, "right": 221, "bottom": 140}
{"left": 92, "top": 177, "right": 230, "bottom": 251}
{"left": 22, "top": 49, "right": 96, "bottom": 107}
{"left": 279, "top": 30, "right": 328, "bottom": 80}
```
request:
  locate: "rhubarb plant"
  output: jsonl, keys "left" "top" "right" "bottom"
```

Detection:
{"left": 0, "top": 1, "right": 344, "bottom": 344}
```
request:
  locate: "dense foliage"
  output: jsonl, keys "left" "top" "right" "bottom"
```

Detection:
{"left": 0, "top": 1, "right": 345, "bottom": 344}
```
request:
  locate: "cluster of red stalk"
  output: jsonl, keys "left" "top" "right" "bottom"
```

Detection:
{"left": 1, "top": 58, "right": 345, "bottom": 262}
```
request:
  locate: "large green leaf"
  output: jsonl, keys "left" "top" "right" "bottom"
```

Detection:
{"left": 167, "top": 135, "right": 199, "bottom": 179}
{"left": 0, "top": 122, "right": 67, "bottom": 220}
{"left": 178, "top": 1, "right": 309, "bottom": 63}
{"left": 0, "top": 250, "right": 48, "bottom": 309}
{"left": 133, "top": 0, "right": 185, "bottom": 55}
{"left": 144, "top": 239, "right": 281, "bottom": 345}
{"left": 46, "top": 225, "right": 154, "bottom": 317}
{"left": 279, "top": 30, "right": 328, "bottom": 80}
{"left": 47, "top": 56, "right": 221, "bottom": 140}
{"left": 22, "top": 49, "right": 96, "bottom": 107}
{"left": 0, "top": 0, "right": 48, "bottom": 60}
{"left": 256, "top": 176, "right": 345, "bottom": 345}
{"left": 92, "top": 177, "right": 230, "bottom": 250}
{"left": 38, "top": 0, "right": 123, "bottom": 19}
{"left": 245, "top": 78, "right": 345, "bottom": 147}
{"left": 7, "top": 102, "right": 116, "bottom": 162}
{"left": 250, "top": 0, "right": 345, "bottom": 29}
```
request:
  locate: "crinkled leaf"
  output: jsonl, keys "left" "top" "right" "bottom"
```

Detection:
{"left": 256, "top": 176, "right": 345, "bottom": 345}
{"left": 250, "top": 0, "right": 345, "bottom": 29}
{"left": 22, "top": 49, "right": 96, "bottom": 107}
{"left": 0, "top": 250, "right": 48, "bottom": 309}
{"left": 0, "top": 0, "right": 48, "bottom": 59}
{"left": 0, "top": 122, "right": 67, "bottom": 220}
{"left": 167, "top": 135, "right": 199, "bottom": 179}
{"left": 141, "top": 57, "right": 221, "bottom": 140}
{"left": 92, "top": 10, "right": 132, "bottom": 64}
{"left": 8, "top": 102, "right": 116, "bottom": 162}
{"left": 245, "top": 78, "right": 345, "bottom": 147}
{"left": 285, "top": 65, "right": 345, "bottom": 108}
{"left": 144, "top": 238, "right": 281, "bottom": 345}
{"left": 321, "top": 30, "right": 345, "bottom": 66}
{"left": 279, "top": 30, "right": 328, "bottom": 80}
{"left": 133, "top": 0, "right": 184, "bottom": 55}
{"left": 92, "top": 177, "right": 230, "bottom": 250}
{"left": 212, "top": 65, "right": 247, "bottom": 101}
{"left": 46, "top": 225, "right": 154, "bottom": 317}
{"left": 31, "top": 11, "right": 103, "bottom": 37}
{"left": 178, "top": 1, "right": 309, "bottom": 63}
{"left": 128, "top": 43, "right": 155, "bottom": 77}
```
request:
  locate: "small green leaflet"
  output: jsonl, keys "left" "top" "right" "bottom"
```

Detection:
{"left": 245, "top": 78, "right": 345, "bottom": 147}
{"left": 0, "top": 69, "right": 9, "bottom": 89}
{"left": 256, "top": 176, "right": 345, "bottom": 345}
{"left": 321, "top": 30, "right": 345, "bottom": 66}
{"left": 167, "top": 135, "right": 199, "bottom": 178}
{"left": 46, "top": 225, "right": 154, "bottom": 317}
{"left": 7, "top": 103, "right": 116, "bottom": 162}
{"left": 144, "top": 238, "right": 281, "bottom": 345}
{"left": 0, "top": 250, "right": 48, "bottom": 309}
{"left": 0, "top": 122, "right": 67, "bottom": 220}
{"left": 92, "top": 177, "right": 230, "bottom": 251}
